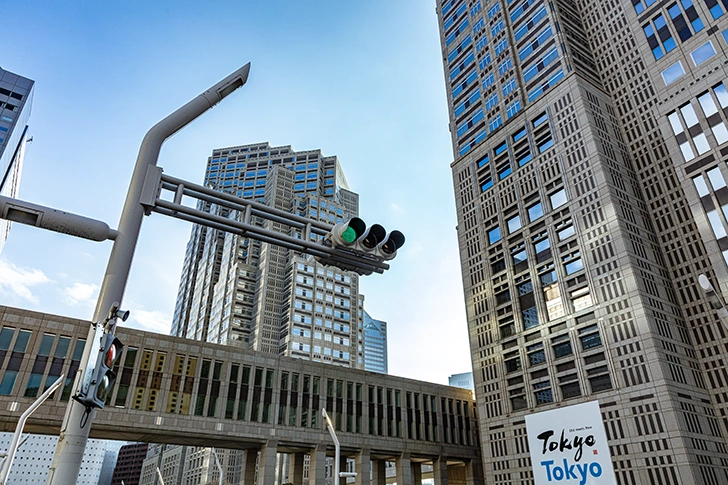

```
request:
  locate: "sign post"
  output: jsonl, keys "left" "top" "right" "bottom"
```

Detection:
{"left": 525, "top": 401, "right": 616, "bottom": 485}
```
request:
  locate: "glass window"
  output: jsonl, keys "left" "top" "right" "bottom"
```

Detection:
{"left": 527, "top": 202, "right": 543, "bottom": 221}
{"left": 694, "top": 133, "right": 711, "bottom": 154}
{"left": 693, "top": 175, "right": 710, "bottom": 196}
{"left": 564, "top": 257, "right": 584, "bottom": 275}
{"left": 533, "top": 112, "right": 548, "bottom": 127}
{"left": 496, "top": 289, "right": 511, "bottom": 305}
{"left": 680, "top": 140, "right": 696, "bottom": 161}
{"left": 13, "top": 331, "right": 31, "bottom": 352}
{"left": 505, "top": 357, "right": 522, "bottom": 373}
{"left": 538, "top": 137, "right": 554, "bottom": 153}
{"left": 580, "top": 330, "right": 603, "bottom": 350}
{"left": 498, "top": 165, "right": 512, "bottom": 179}
{"left": 707, "top": 167, "right": 726, "bottom": 189}
{"left": 535, "top": 237, "right": 551, "bottom": 254}
{"left": 691, "top": 42, "right": 716, "bottom": 66}
{"left": 513, "top": 127, "right": 527, "bottom": 142}
{"left": 553, "top": 340, "right": 573, "bottom": 358}
{"left": 661, "top": 61, "right": 685, "bottom": 85}
{"left": 561, "top": 381, "right": 581, "bottom": 398}
{"left": 698, "top": 92, "right": 719, "bottom": 117}
{"left": 507, "top": 214, "right": 522, "bottom": 233}
{"left": 527, "top": 343, "right": 546, "bottom": 365}
{"left": 512, "top": 248, "right": 528, "bottom": 264}
{"left": 523, "top": 307, "right": 539, "bottom": 330}
{"left": 549, "top": 189, "right": 567, "bottom": 209}
{"left": 518, "top": 280, "right": 533, "bottom": 295}
{"left": 0, "top": 371, "right": 18, "bottom": 396}
{"left": 712, "top": 123, "right": 728, "bottom": 145}
{"left": 571, "top": 287, "right": 593, "bottom": 311}
{"left": 668, "top": 112, "right": 684, "bottom": 135}
{"left": 589, "top": 374, "right": 612, "bottom": 393}
{"left": 557, "top": 224, "right": 575, "bottom": 240}
{"left": 535, "top": 388, "right": 553, "bottom": 404}
{"left": 488, "top": 227, "right": 501, "bottom": 244}
{"left": 707, "top": 210, "right": 728, "bottom": 238}
{"left": 681, "top": 103, "right": 699, "bottom": 126}
{"left": 714, "top": 83, "right": 728, "bottom": 108}
{"left": 0, "top": 329, "right": 13, "bottom": 350}
{"left": 38, "top": 334, "right": 54, "bottom": 356}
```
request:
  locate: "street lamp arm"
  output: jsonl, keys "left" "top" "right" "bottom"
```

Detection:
{"left": 0, "top": 195, "right": 117, "bottom": 241}
{"left": 95, "top": 62, "right": 251, "bottom": 321}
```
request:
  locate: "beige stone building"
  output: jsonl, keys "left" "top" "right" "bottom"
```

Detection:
{"left": 437, "top": 0, "right": 728, "bottom": 482}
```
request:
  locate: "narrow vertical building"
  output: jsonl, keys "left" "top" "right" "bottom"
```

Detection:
{"left": 437, "top": 0, "right": 728, "bottom": 482}
{"left": 362, "top": 310, "right": 388, "bottom": 374}
{"left": 0, "top": 66, "right": 33, "bottom": 253}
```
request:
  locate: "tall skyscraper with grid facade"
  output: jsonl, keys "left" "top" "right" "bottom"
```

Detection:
{"left": 172, "top": 142, "right": 365, "bottom": 369}
{"left": 437, "top": 0, "right": 728, "bottom": 482}
{"left": 0, "top": 66, "right": 33, "bottom": 254}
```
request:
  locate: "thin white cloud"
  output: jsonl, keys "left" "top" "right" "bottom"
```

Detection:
{"left": 62, "top": 282, "right": 99, "bottom": 307}
{"left": 0, "top": 260, "right": 50, "bottom": 304}
{"left": 390, "top": 203, "right": 406, "bottom": 215}
{"left": 130, "top": 309, "right": 172, "bottom": 334}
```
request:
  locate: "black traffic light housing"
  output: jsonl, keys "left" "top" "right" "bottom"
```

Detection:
{"left": 74, "top": 333, "right": 123, "bottom": 410}
{"left": 323, "top": 217, "right": 405, "bottom": 266}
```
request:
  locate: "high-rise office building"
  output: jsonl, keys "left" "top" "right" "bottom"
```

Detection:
{"left": 111, "top": 442, "right": 148, "bottom": 485}
{"left": 448, "top": 372, "right": 474, "bottom": 392}
{"left": 0, "top": 66, "right": 33, "bottom": 253}
{"left": 172, "top": 142, "right": 364, "bottom": 368}
{"left": 438, "top": 0, "right": 728, "bottom": 482}
{"left": 165, "top": 143, "right": 370, "bottom": 482}
{"left": 362, "top": 310, "right": 388, "bottom": 374}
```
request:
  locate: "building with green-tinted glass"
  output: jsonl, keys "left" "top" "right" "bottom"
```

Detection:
{"left": 437, "top": 0, "right": 728, "bottom": 482}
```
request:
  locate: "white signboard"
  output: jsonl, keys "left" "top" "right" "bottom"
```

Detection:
{"left": 525, "top": 401, "right": 616, "bottom": 485}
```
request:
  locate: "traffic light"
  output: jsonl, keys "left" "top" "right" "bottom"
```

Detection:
{"left": 74, "top": 333, "right": 123, "bottom": 410}
{"left": 325, "top": 218, "right": 406, "bottom": 263}
{"left": 375, "top": 230, "right": 405, "bottom": 260}
{"left": 328, "top": 217, "right": 366, "bottom": 247}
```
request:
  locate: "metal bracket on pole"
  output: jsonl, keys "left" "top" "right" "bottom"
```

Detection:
{"left": 141, "top": 171, "right": 390, "bottom": 275}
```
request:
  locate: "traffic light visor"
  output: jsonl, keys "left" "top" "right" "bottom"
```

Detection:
{"left": 332, "top": 218, "right": 366, "bottom": 246}
{"left": 104, "top": 338, "right": 123, "bottom": 368}
{"left": 380, "top": 230, "right": 405, "bottom": 254}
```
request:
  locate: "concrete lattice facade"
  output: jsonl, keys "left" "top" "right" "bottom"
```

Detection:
{"left": 437, "top": 0, "right": 728, "bottom": 483}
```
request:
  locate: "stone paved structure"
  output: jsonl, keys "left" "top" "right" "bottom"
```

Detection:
{"left": 0, "top": 305, "right": 482, "bottom": 484}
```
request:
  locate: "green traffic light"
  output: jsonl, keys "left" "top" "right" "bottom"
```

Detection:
{"left": 342, "top": 226, "right": 357, "bottom": 243}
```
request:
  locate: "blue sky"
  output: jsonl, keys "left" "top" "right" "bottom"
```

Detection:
{"left": 0, "top": 1, "right": 472, "bottom": 384}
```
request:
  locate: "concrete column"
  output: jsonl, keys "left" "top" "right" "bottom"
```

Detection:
{"left": 465, "top": 459, "right": 484, "bottom": 485}
{"left": 396, "top": 453, "right": 413, "bottom": 485}
{"left": 433, "top": 457, "right": 449, "bottom": 485}
{"left": 412, "top": 461, "right": 422, "bottom": 485}
{"left": 355, "top": 449, "right": 371, "bottom": 485}
{"left": 371, "top": 459, "right": 386, "bottom": 485}
{"left": 308, "top": 445, "right": 327, "bottom": 485}
{"left": 258, "top": 440, "right": 279, "bottom": 485}
{"left": 242, "top": 449, "right": 259, "bottom": 485}
{"left": 290, "top": 452, "right": 305, "bottom": 485}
